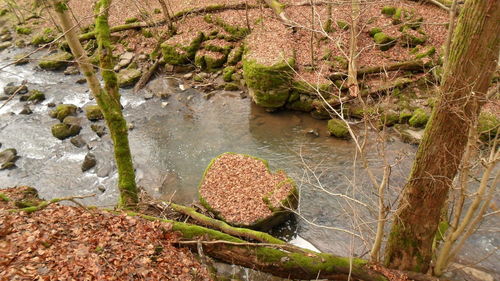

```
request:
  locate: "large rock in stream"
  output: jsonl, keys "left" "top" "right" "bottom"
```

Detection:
{"left": 0, "top": 148, "right": 18, "bottom": 170}
{"left": 198, "top": 153, "right": 298, "bottom": 230}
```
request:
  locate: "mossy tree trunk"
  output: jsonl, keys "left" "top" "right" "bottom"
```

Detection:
{"left": 50, "top": 0, "right": 138, "bottom": 209}
{"left": 384, "top": 0, "right": 500, "bottom": 273}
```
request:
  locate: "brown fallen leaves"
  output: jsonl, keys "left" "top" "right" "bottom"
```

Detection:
{"left": 0, "top": 188, "right": 211, "bottom": 281}
{"left": 199, "top": 153, "right": 294, "bottom": 226}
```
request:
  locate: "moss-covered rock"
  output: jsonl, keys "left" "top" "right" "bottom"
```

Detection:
{"left": 49, "top": 104, "right": 78, "bottom": 121}
{"left": 51, "top": 123, "right": 81, "bottom": 140}
{"left": 39, "top": 52, "right": 73, "bottom": 70}
{"left": 373, "top": 32, "right": 397, "bottom": 51}
{"left": 242, "top": 58, "right": 295, "bottom": 108}
{"left": 13, "top": 53, "right": 30, "bottom": 65}
{"left": 31, "top": 28, "right": 55, "bottom": 46}
{"left": 381, "top": 6, "right": 396, "bottom": 16}
{"left": 369, "top": 27, "right": 382, "bottom": 37}
{"left": 117, "top": 68, "right": 141, "bottom": 88}
{"left": 161, "top": 32, "right": 205, "bottom": 65}
{"left": 227, "top": 45, "right": 244, "bottom": 65}
{"left": 15, "top": 26, "right": 32, "bottom": 35}
{"left": 286, "top": 94, "right": 314, "bottom": 112}
{"left": 414, "top": 46, "right": 436, "bottom": 59}
{"left": 222, "top": 66, "right": 236, "bottom": 82}
{"left": 399, "top": 109, "right": 413, "bottom": 124}
{"left": 327, "top": 119, "right": 349, "bottom": 138}
{"left": 203, "top": 39, "right": 233, "bottom": 55}
{"left": 203, "top": 15, "right": 250, "bottom": 41}
{"left": 195, "top": 50, "right": 227, "bottom": 71}
{"left": 394, "top": 124, "right": 423, "bottom": 145}
{"left": 0, "top": 148, "right": 18, "bottom": 170}
{"left": 409, "top": 108, "right": 429, "bottom": 128}
{"left": 26, "top": 90, "right": 45, "bottom": 103}
{"left": 336, "top": 20, "right": 349, "bottom": 31}
{"left": 198, "top": 153, "right": 298, "bottom": 230}
{"left": 224, "top": 82, "right": 239, "bottom": 91}
{"left": 84, "top": 105, "right": 103, "bottom": 121}
{"left": 380, "top": 110, "right": 400, "bottom": 127}
{"left": 478, "top": 112, "right": 499, "bottom": 141}
{"left": 400, "top": 28, "right": 427, "bottom": 47}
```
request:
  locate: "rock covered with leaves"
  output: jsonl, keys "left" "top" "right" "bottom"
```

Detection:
{"left": 199, "top": 153, "right": 297, "bottom": 229}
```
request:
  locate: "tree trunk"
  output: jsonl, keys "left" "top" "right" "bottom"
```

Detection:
{"left": 94, "top": 0, "right": 138, "bottom": 208}
{"left": 50, "top": 0, "right": 138, "bottom": 209}
{"left": 384, "top": 0, "right": 500, "bottom": 273}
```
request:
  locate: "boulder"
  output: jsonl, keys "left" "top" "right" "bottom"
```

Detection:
{"left": 13, "top": 53, "right": 30, "bottom": 65}
{"left": 373, "top": 32, "right": 397, "bottom": 51}
{"left": 394, "top": 124, "right": 423, "bottom": 145}
{"left": 199, "top": 153, "right": 298, "bottom": 230}
{"left": 117, "top": 68, "right": 141, "bottom": 88}
{"left": 81, "top": 153, "right": 97, "bottom": 172}
{"left": 91, "top": 124, "right": 106, "bottom": 137}
{"left": 26, "top": 90, "right": 45, "bottom": 103}
{"left": 19, "top": 105, "right": 32, "bottom": 115}
{"left": 327, "top": 119, "right": 350, "bottom": 138}
{"left": 161, "top": 32, "right": 205, "bottom": 65}
{"left": 70, "top": 135, "right": 86, "bottom": 148}
{"left": 84, "top": 105, "right": 103, "bottom": 121}
{"left": 38, "top": 52, "right": 73, "bottom": 70}
{"left": 51, "top": 123, "right": 81, "bottom": 140}
{"left": 0, "top": 148, "right": 18, "bottom": 170}
{"left": 31, "top": 28, "right": 55, "bottom": 46}
{"left": 3, "top": 82, "right": 28, "bottom": 96}
{"left": 49, "top": 104, "right": 77, "bottom": 121}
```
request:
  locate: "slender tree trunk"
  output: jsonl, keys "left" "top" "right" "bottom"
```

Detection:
{"left": 384, "top": 0, "right": 500, "bottom": 273}
{"left": 50, "top": 0, "right": 138, "bottom": 209}
{"left": 347, "top": 0, "right": 360, "bottom": 97}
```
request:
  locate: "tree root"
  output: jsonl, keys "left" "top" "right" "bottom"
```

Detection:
{"left": 7, "top": 194, "right": 95, "bottom": 213}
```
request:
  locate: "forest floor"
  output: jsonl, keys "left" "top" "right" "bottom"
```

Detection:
{"left": 0, "top": 186, "right": 212, "bottom": 280}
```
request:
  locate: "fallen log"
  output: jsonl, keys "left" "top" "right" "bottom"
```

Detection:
{"left": 131, "top": 211, "right": 389, "bottom": 281}
{"left": 169, "top": 202, "right": 286, "bottom": 245}
{"left": 78, "top": 21, "right": 159, "bottom": 41}
{"left": 329, "top": 59, "right": 435, "bottom": 81}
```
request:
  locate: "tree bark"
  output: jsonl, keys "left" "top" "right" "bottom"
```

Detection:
{"left": 50, "top": 0, "right": 138, "bottom": 209}
{"left": 94, "top": 0, "right": 138, "bottom": 208}
{"left": 384, "top": 0, "right": 500, "bottom": 273}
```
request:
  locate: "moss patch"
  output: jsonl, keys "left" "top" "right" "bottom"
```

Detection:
{"left": 409, "top": 108, "right": 429, "bottom": 128}
{"left": 327, "top": 119, "right": 349, "bottom": 138}
{"left": 161, "top": 32, "right": 205, "bottom": 65}
{"left": 49, "top": 104, "right": 77, "bottom": 121}
{"left": 39, "top": 52, "right": 73, "bottom": 70}
{"left": 373, "top": 32, "right": 397, "bottom": 51}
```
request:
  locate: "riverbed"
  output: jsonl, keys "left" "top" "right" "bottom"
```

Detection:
{"left": 0, "top": 47, "right": 498, "bottom": 280}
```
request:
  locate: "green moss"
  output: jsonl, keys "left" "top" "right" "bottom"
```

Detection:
{"left": 38, "top": 52, "right": 73, "bottom": 70}
{"left": 161, "top": 32, "right": 205, "bottom": 65}
{"left": 399, "top": 109, "right": 413, "bottom": 124}
{"left": 84, "top": 105, "right": 104, "bottom": 121}
{"left": 31, "top": 28, "right": 55, "bottom": 46}
{"left": 392, "top": 8, "right": 403, "bottom": 24}
{"left": 292, "top": 80, "right": 332, "bottom": 99}
{"left": 222, "top": 66, "right": 236, "bottom": 82}
{"left": 336, "top": 20, "right": 349, "bottom": 31}
{"left": 286, "top": 95, "right": 314, "bottom": 112}
{"left": 381, "top": 6, "right": 396, "bottom": 16}
{"left": 16, "top": 26, "right": 32, "bottom": 35}
{"left": 415, "top": 46, "right": 436, "bottom": 59}
{"left": 478, "top": 112, "right": 499, "bottom": 141}
{"left": 54, "top": 1, "right": 68, "bottom": 13}
{"left": 380, "top": 110, "right": 400, "bottom": 126}
{"left": 51, "top": 123, "right": 81, "bottom": 140}
{"left": 124, "top": 17, "right": 138, "bottom": 24}
{"left": 373, "top": 32, "right": 396, "bottom": 51}
{"left": 323, "top": 19, "right": 335, "bottom": 33}
{"left": 117, "top": 68, "right": 141, "bottom": 88}
{"left": 195, "top": 51, "right": 227, "bottom": 71}
{"left": 224, "top": 82, "right": 239, "bottom": 91}
{"left": 409, "top": 108, "right": 429, "bottom": 128}
{"left": 400, "top": 28, "right": 427, "bottom": 47}
{"left": 203, "top": 14, "right": 249, "bottom": 41}
{"left": 369, "top": 27, "right": 382, "bottom": 37}
{"left": 327, "top": 119, "right": 349, "bottom": 138}
{"left": 141, "top": 28, "right": 153, "bottom": 38}
{"left": 27, "top": 90, "right": 45, "bottom": 103}
{"left": 0, "top": 9, "right": 8, "bottom": 16}
{"left": 242, "top": 58, "right": 295, "bottom": 108}
{"left": 49, "top": 104, "right": 77, "bottom": 121}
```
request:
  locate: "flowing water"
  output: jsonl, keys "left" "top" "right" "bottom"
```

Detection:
{"left": 0, "top": 48, "right": 498, "bottom": 280}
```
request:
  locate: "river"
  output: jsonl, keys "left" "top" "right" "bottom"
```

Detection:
{"left": 0, "top": 47, "right": 497, "bottom": 280}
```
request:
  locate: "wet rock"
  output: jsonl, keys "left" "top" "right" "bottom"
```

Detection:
{"left": 161, "top": 101, "right": 169, "bottom": 108}
{"left": 49, "top": 104, "right": 77, "bottom": 121}
{"left": 76, "top": 78, "right": 86, "bottom": 84}
{"left": 31, "top": 28, "right": 55, "bottom": 46}
{"left": 327, "top": 119, "right": 349, "bottom": 138}
{"left": 51, "top": 123, "right": 81, "bottom": 140}
{"left": 13, "top": 53, "right": 30, "bottom": 65}
{"left": 96, "top": 161, "right": 113, "bottom": 177}
{"left": 4, "top": 82, "right": 28, "bottom": 96}
{"left": 19, "top": 105, "right": 32, "bottom": 115}
{"left": 306, "top": 128, "right": 320, "bottom": 137}
{"left": 15, "top": 40, "right": 26, "bottom": 48}
{"left": 26, "top": 90, "right": 45, "bottom": 103}
{"left": 39, "top": 52, "right": 73, "bottom": 70}
{"left": 117, "top": 52, "right": 134, "bottom": 68}
{"left": 81, "top": 153, "right": 97, "bottom": 172}
{"left": 84, "top": 105, "right": 103, "bottom": 121}
{"left": 63, "top": 116, "right": 82, "bottom": 127}
{"left": 146, "top": 78, "right": 176, "bottom": 99}
{"left": 409, "top": 108, "right": 429, "bottom": 128}
{"left": 47, "top": 102, "right": 56, "bottom": 108}
{"left": 70, "top": 135, "right": 86, "bottom": 148}
{"left": 127, "top": 122, "right": 135, "bottom": 130}
{"left": 0, "top": 148, "right": 18, "bottom": 170}
{"left": 91, "top": 124, "right": 106, "bottom": 137}
{"left": 64, "top": 65, "right": 80, "bottom": 75}
{"left": 0, "top": 33, "right": 12, "bottom": 43}
{"left": 0, "top": 41, "right": 12, "bottom": 51}
{"left": 144, "top": 92, "right": 154, "bottom": 100}
{"left": 117, "top": 68, "right": 141, "bottom": 88}
{"left": 183, "top": 73, "right": 193, "bottom": 80}
{"left": 97, "top": 185, "right": 106, "bottom": 192}
{"left": 394, "top": 124, "right": 423, "bottom": 145}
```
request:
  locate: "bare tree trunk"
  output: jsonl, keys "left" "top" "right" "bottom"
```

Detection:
{"left": 384, "top": 0, "right": 500, "bottom": 273}
{"left": 50, "top": 0, "right": 138, "bottom": 209}
{"left": 156, "top": 0, "right": 173, "bottom": 31}
{"left": 443, "top": 0, "right": 459, "bottom": 69}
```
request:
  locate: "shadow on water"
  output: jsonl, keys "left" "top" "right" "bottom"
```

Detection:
{"left": 0, "top": 48, "right": 498, "bottom": 280}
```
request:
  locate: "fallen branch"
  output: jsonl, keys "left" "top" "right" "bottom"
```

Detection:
{"left": 129, "top": 211, "right": 389, "bottom": 281}
{"left": 8, "top": 194, "right": 95, "bottom": 213}
{"left": 329, "top": 59, "right": 435, "bottom": 80}
{"left": 169, "top": 202, "right": 286, "bottom": 245}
